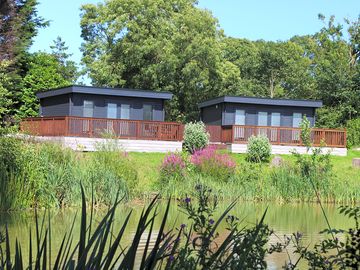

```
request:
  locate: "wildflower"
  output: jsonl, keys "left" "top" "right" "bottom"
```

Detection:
{"left": 169, "top": 255, "right": 175, "bottom": 262}
{"left": 180, "top": 223, "right": 186, "bottom": 229}
{"left": 209, "top": 218, "right": 215, "bottom": 225}
{"left": 184, "top": 197, "right": 191, "bottom": 204}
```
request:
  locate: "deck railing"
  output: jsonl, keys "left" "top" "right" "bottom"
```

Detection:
{"left": 210, "top": 125, "right": 346, "bottom": 148}
{"left": 20, "top": 118, "right": 346, "bottom": 147}
{"left": 20, "top": 116, "right": 184, "bottom": 141}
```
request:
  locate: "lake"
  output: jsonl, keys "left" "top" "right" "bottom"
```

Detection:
{"left": 0, "top": 201, "right": 355, "bottom": 269}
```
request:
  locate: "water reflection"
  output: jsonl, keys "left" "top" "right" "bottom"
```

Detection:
{"left": 0, "top": 202, "right": 354, "bottom": 269}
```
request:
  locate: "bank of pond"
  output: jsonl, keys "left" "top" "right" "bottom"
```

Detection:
{"left": 0, "top": 137, "right": 359, "bottom": 211}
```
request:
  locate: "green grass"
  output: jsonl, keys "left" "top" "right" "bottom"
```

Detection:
{"left": 1, "top": 134, "right": 359, "bottom": 210}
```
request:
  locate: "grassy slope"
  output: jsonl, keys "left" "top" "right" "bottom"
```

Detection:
{"left": 128, "top": 149, "right": 360, "bottom": 198}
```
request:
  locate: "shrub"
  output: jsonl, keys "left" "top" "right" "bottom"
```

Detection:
{"left": 159, "top": 152, "right": 186, "bottom": 183}
{"left": 346, "top": 118, "right": 360, "bottom": 148}
{"left": 190, "top": 145, "right": 236, "bottom": 180}
{"left": 183, "top": 121, "right": 209, "bottom": 153}
{"left": 246, "top": 135, "right": 271, "bottom": 163}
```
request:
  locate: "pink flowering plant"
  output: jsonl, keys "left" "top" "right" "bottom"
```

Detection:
{"left": 160, "top": 152, "right": 186, "bottom": 183}
{"left": 190, "top": 146, "right": 236, "bottom": 181}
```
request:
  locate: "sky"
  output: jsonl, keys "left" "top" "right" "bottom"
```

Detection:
{"left": 31, "top": 0, "right": 359, "bottom": 67}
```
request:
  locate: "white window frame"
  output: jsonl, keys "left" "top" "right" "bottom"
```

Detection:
{"left": 107, "top": 103, "right": 117, "bottom": 119}
{"left": 143, "top": 104, "right": 153, "bottom": 121}
{"left": 235, "top": 109, "right": 245, "bottom": 125}
{"left": 258, "top": 112, "right": 268, "bottom": 126}
{"left": 120, "top": 104, "right": 130, "bottom": 120}
{"left": 83, "top": 100, "right": 94, "bottom": 118}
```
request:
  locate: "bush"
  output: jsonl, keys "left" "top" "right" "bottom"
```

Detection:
{"left": 346, "top": 118, "right": 360, "bottom": 148}
{"left": 246, "top": 135, "right": 271, "bottom": 163}
{"left": 159, "top": 152, "right": 186, "bottom": 183}
{"left": 183, "top": 121, "right": 209, "bottom": 153}
{"left": 190, "top": 146, "right": 236, "bottom": 180}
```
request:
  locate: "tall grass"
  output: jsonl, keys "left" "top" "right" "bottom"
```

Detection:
{"left": 0, "top": 137, "right": 137, "bottom": 211}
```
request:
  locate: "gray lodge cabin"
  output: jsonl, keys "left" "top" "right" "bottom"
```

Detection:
{"left": 199, "top": 95, "right": 322, "bottom": 128}
{"left": 37, "top": 85, "right": 172, "bottom": 121}
{"left": 198, "top": 96, "right": 346, "bottom": 154}
{"left": 21, "top": 86, "right": 184, "bottom": 146}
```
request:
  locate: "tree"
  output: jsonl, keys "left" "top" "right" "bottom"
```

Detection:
{"left": 80, "top": 0, "right": 238, "bottom": 121}
{"left": 18, "top": 52, "right": 75, "bottom": 117}
{"left": 0, "top": 0, "right": 48, "bottom": 120}
{"left": 50, "top": 36, "right": 79, "bottom": 83}
{"left": 0, "top": 61, "right": 14, "bottom": 122}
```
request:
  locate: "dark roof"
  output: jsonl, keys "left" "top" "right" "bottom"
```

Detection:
{"left": 36, "top": 85, "right": 173, "bottom": 100}
{"left": 198, "top": 96, "right": 323, "bottom": 108}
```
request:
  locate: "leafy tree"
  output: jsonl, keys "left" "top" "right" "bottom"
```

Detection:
{"left": 0, "top": 61, "right": 14, "bottom": 123}
{"left": 80, "top": 0, "right": 238, "bottom": 121}
{"left": 18, "top": 52, "right": 75, "bottom": 117}
{"left": 0, "top": 0, "right": 48, "bottom": 120}
{"left": 50, "top": 36, "right": 79, "bottom": 82}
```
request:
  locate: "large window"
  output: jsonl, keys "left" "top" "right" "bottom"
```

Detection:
{"left": 258, "top": 112, "right": 268, "bottom": 126}
{"left": 271, "top": 112, "right": 281, "bottom": 126}
{"left": 235, "top": 109, "right": 245, "bottom": 125}
{"left": 292, "top": 113, "right": 302, "bottom": 127}
{"left": 120, "top": 104, "right": 130, "bottom": 119}
{"left": 107, "top": 103, "right": 117, "bottom": 119}
{"left": 143, "top": 104, "right": 153, "bottom": 121}
{"left": 83, "top": 100, "right": 94, "bottom": 117}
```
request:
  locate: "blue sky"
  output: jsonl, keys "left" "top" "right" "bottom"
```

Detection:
{"left": 31, "top": 0, "right": 359, "bottom": 66}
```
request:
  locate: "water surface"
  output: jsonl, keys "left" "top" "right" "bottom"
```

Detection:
{"left": 0, "top": 201, "right": 354, "bottom": 269}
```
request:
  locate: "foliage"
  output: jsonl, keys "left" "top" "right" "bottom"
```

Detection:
{"left": 1, "top": 182, "right": 360, "bottom": 269}
{"left": 172, "top": 184, "right": 274, "bottom": 269}
{"left": 183, "top": 122, "right": 210, "bottom": 153}
{"left": 346, "top": 118, "right": 360, "bottom": 148}
{"left": 291, "top": 147, "right": 333, "bottom": 199}
{"left": 80, "top": 0, "right": 240, "bottom": 121}
{"left": 281, "top": 205, "right": 360, "bottom": 269}
{"left": 18, "top": 52, "right": 77, "bottom": 117}
{"left": 190, "top": 146, "right": 236, "bottom": 181}
{"left": 0, "top": 0, "right": 48, "bottom": 120}
{"left": 0, "top": 137, "right": 136, "bottom": 210}
{"left": 246, "top": 135, "right": 272, "bottom": 163}
{"left": 300, "top": 115, "right": 312, "bottom": 149}
{"left": 0, "top": 61, "right": 14, "bottom": 123}
{"left": 160, "top": 152, "right": 186, "bottom": 183}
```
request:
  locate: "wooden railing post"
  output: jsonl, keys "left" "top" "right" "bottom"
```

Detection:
{"left": 64, "top": 117, "right": 69, "bottom": 136}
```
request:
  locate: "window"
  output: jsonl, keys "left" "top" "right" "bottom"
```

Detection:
{"left": 120, "top": 104, "right": 130, "bottom": 119}
{"left": 271, "top": 112, "right": 281, "bottom": 126}
{"left": 292, "top": 113, "right": 302, "bottom": 127}
{"left": 83, "top": 100, "right": 94, "bottom": 117}
{"left": 235, "top": 109, "right": 245, "bottom": 125}
{"left": 258, "top": 112, "right": 268, "bottom": 126}
{"left": 107, "top": 103, "right": 117, "bottom": 119}
{"left": 143, "top": 104, "right": 153, "bottom": 121}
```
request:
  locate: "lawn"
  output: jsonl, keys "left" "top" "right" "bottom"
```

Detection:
{"left": 128, "top": 149, "right": 360, "bottom": 198}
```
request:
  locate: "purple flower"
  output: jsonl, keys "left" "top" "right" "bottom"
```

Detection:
{"left": 184, "top": 197, "right": 191, "bottom": 204}
{"left": 180, "top": 223, "right": 186, "bottom": 229}
{"left": 169, "top": 255, "right": 175, "bottom": 262}
{"left": 209, "top": 219, "right": 215, "bottom": 225}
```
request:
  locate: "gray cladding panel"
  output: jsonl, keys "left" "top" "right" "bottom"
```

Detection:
{"left": 222, "top": 103, "right": 315, "bottom": 127}
{"left": 40, "top": 94, "right": 69, "bottom": 116}
{"left": 201, "top": 104, "right": 222, "bottom": 125}
{"left": 70, "top": 93, "right": 164, "bottom": 121}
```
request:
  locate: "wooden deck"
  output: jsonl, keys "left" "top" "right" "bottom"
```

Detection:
{"left": 20, "top": 117, "right": 346, "bottom": 148}
{"left": 207, "top": 125, "right": 346, "bottom": 148}
{"left": 20, "top": 116, "right": 184, "bottom": 141}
